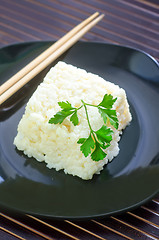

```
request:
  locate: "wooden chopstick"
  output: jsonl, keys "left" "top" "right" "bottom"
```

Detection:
{"left": 0, "top": 12, "right": 99, "bottom": 96}
{"left": 0, "top": 13, "right": 104, "bottom": 105}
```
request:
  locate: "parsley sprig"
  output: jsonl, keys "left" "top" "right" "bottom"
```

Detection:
{"left": 49, "top": 94, "right": 118, "bottom": 161}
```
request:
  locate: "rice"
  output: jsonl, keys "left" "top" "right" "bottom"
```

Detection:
{"left": 14, "top": 61, "right": 132, "bottom": 180}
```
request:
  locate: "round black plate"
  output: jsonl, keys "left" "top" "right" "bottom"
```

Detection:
{"left": 0, "top": 41, "right": 159, "bottom": 220}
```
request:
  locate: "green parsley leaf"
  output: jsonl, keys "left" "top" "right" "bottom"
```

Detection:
{"left": 70, "top": 111, "right": 79, "bottom": 126}
{"left": 79, "top": 134, "right": 95, "bottom": 157}
{"left": 98, "top": 108, "right": 118, "bottom": 129}
{"left": 58, "top": 101, "right": 74, "bottom": 111}
{"left": 48, "top": 110, "right": 72, "bottom": 124}
{"left": 98, "top": 94, "right": 117, "bottom": 109}
{"left": 91, "top": 142, "right": 106, "bottom": 161}
{"left": 98, "top": 108, "right": 107, "bottom": 124}
{"left": 95, "top": 125, "right": 113, "bottom": 148}
{"left": 77, "top": 138, "right": 86, "bottom": 144}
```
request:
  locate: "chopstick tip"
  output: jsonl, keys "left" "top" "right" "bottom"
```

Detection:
{"left": 100, "top": 13, "right": 105, "bottom": 19}
{"left": 94, "top": 11, "right": 99, "bottom": 15}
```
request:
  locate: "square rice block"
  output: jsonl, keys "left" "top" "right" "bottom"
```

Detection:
{"left": 14, "top": 61, "right": 132, "bottom": 180}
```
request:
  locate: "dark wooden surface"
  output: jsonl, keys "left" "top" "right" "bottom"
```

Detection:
{"left": 0, "top": 0, "right": 159, "bottom": 239}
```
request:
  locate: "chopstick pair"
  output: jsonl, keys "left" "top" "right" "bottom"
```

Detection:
{"left": 0, "top": 12, "right": 104, "bottom": 105}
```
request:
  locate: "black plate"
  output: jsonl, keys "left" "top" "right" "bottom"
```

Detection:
{"left": 0, "top": 41, "right": 159, "bottom": 220}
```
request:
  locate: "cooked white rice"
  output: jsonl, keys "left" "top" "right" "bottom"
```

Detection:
{"left": 14, "top": 61, "right": 132, "bottom": 180}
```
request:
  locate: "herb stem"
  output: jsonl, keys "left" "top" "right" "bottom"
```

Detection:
{"left": 84, "top": 103, "right": 97, "bottom": 108}
{"left": 76, "top": 105, "right": 83, "bottom": 111}
{"left": 81, "top": 100, "right": 93, "bottom": 133}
